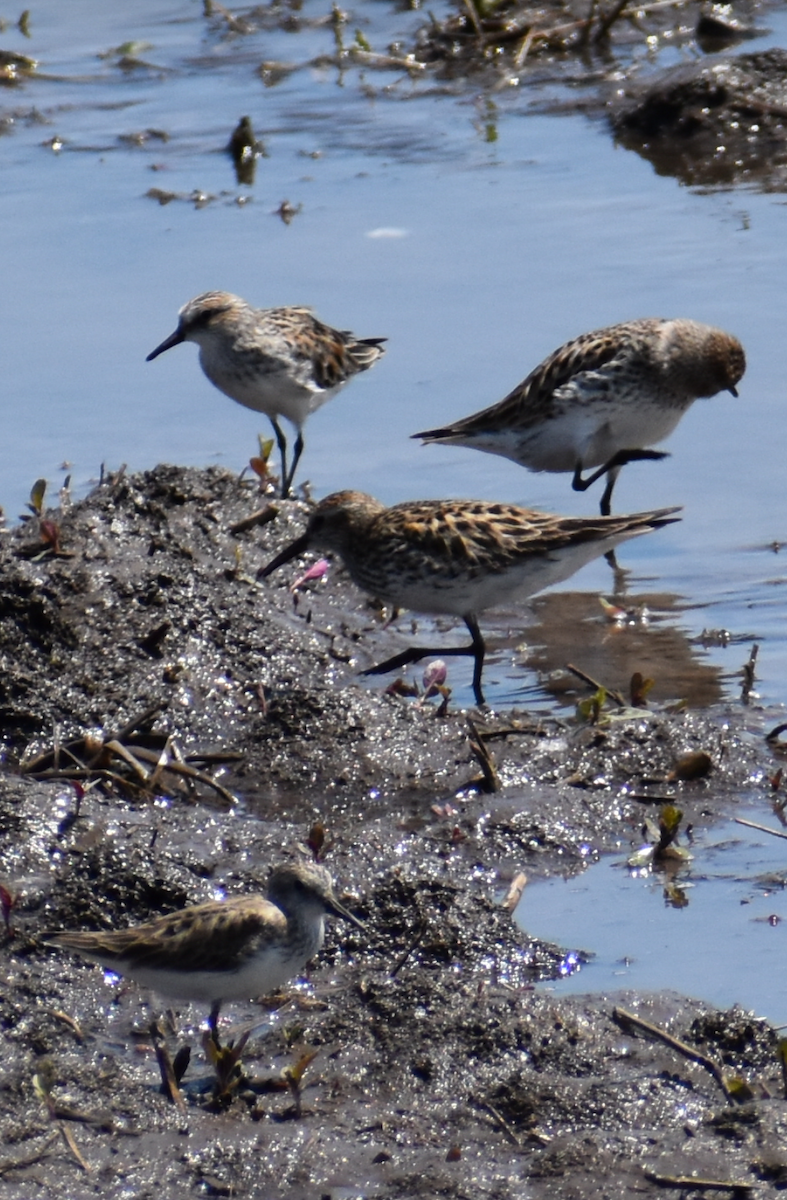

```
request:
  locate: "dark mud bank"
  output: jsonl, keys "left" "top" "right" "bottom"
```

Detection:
{"left": 1, "top": 465, "right": 786, "bottom": 1199}
{"left": 611, "top": 48, "right": 787, "bottom": 188}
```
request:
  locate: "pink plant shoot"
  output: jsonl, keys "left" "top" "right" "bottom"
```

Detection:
{"left": 422, "top": 660, "right": 447, "bottom": 694}
{"left": 0, "top": 883, "right": 15, "bottom": 936}
{"left": 291, "top": 558, "right": 330, "bottom": 593}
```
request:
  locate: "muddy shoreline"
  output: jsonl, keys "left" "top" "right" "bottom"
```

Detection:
{"left": 0, "top": 465, "right": 785, "bottom": 1197}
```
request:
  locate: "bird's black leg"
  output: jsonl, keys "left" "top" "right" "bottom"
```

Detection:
{"left": 465, "top": 615, "right": 487, "bottom": 706}
{"left": 572, "top": 448, "right": 671, "bottom": 504}
{"left": 270, "top": 417, "right": 290, "bottom": 499}
{"left": 282, "top": 430, "right": 305, "bottom": 499}
{"left": 599, "top": 465, "right": 621, "bottom": 517}
{"left": 361, "top": 614, "right": 487, "bottom": 705}
{"left": 209, "top": 1001, "right": 222, "bottom": 1047}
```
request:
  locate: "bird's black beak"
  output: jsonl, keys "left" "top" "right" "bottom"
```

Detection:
{"left": 326, "top": 894, "right": 364, "bottom": 929}
{"left": 728, "top": 385, "right": 739, "bottom": 397}
{"left": 146, "top": 328, "right": 185, "bottom": 362}
{"left": 257, "top": 532, "right": 312, "bottom": 579}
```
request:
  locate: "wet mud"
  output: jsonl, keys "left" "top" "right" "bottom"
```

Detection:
{"left": 611, "top": 47, "right": 787, "bottom": 188}
{"left": 1, "top": 465, "right": 786, "bottom": 1198}
{"left": 410, "top": 0, "right": 787, "bottom": 191}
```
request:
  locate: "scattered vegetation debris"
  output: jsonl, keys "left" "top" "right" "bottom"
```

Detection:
{"left": 247, "top": 435, "right": 278, "bottom": 491}
{"left": 643, "top": 1167, "right": 757, "bottom": 1191}
{"left": 0, "top": 881, "right": 15, "bottom": 936}
{"left": 575, "top": 684, "right": 608, "bottom": 726}
{"left": 33, "top": 1063, "right": 92, "bottom": 1172}
{"left": 203, "top": 1027, "right": 252, "bottom": 1108}
{"left": 741, "top": 642, "right": 759, "bottom": 705}
{"left": 20, "top": 704, "right": 240, "bottom": 805}
{"left": 613, "top": 1007, "right": 744, "bottom": 1103}
{"left": 15, "top": 478, "right": 71, "bottom": 558}
{"left": 150, "top": 1020, "right": 188, "bottom": 1113}
{"left": 145, "top": 186, "right": 222, "bottom": 208}
{"left": 411, "top": 0, "right": 700, "bottom": 73}
{"left": 304, "top": 819, "right": 335, "bottom": 861}
{"left": 384, "top": 677, "right": 420, "bottom": 698}
{"left": 274, "top": 199, "right": 301, "bottom": 224}
{"left": 50, "top": 1010, "right": 85, "bottom": 1043}
{"left": 502, "top": 871, "right": 527, "bottom": 911}
{"left": 227, "top": 114, "right": 263, "bottom": 185}
{"left": 282, "top": 1048, "right": 319, "bottom": 1119}
{"left": 629, "top": 671, "right": 654, "bottom": 708}
{"left": 734, "top": 816, "right": 787, "bottom": 843}
{"left": 628, "top": 803, "right": 692, "bottom": 869}
{"left": 0, "top": 46, "right": 37, "bottom": 82}
{"left": 566, "top": 662, "right": 626, "bottom": 708}
{"left": 465, "top": 716, "right": 500, "bottom": 792}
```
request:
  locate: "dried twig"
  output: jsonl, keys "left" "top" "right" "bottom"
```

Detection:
{"left": 579, "top": 0, "right": 598, "bottom": 46}
{"left": 50, "top": 1009, "right": 85, "bottom": 1042}
{"left": 147, "top": 738, "right": 173, "bottom": 795}
{"left": 593, "top": 0, "right": 631, "bottom": 41}
{"left": 128, "top": 746, "right": 238, "bottom": 805}
{"left": 23, "top": 739, "right": 238, "bottom": 805}
{"left": 613, "top": 1007, "right": 734, "bottom": 1101}
{"left": 104, "top": 740, "right": 151, "bottom": 784}
{"left": 643, "top": 1168, "right": 755, "bottom": 1191}
{"left": 114, "top": 702, "right": 167, "bottom": 743}
{"left": 58, "top": 1122, "right": 91, "bottom": 1173}
{"left": 475, "top": 1098, "right": 521, "bottom": 1146}
{"left": 149, "top": 1021, "right": 187, "bottom": 1113}
{"left": 462, "top": 0, "right": 484, "bottom": 38}
{"left": 390, "top": 918, "right": 427, "bottom": 978}
{"left": 740, "top": 642, "right": 759, "bottom": 705}
{"left": 466, "top": 717, "right": 500, "bottom": 792}
{"left": 30, "top": 767, "right": 141, "bottom": 794}
{"left": 228, "top": 504, "right": 278, "bottom": 536}
{"left": 565, "top": 663, "right": 625, "bottom": 708}
{"left": 0, "top": 1132, "right": 60, "bottom": 1178}
{"left": 477, "top": 721, "right": 549, "bottom": 740}
{"left": 733, "top": 816, "right": 787, "bottom": 842}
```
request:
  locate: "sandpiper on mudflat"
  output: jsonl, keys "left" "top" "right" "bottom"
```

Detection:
{"left": 259, "top": 490, "right": 680, "bottom": 705}
{"left": 47, "top": 861, "right": 362, "bottom": 1038}
{"left": 147, "top": 291, "right": 386, "bottom": 497}
{"left": 413, "top": 318, "right": 745, "bottom": 514}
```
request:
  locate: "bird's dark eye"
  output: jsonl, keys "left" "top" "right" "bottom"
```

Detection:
{"left": 190, "top": 307, "right": 217, "bottom": 329}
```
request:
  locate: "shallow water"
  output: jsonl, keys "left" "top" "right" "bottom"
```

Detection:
{"left": 518, "top": 799, "right": 787, "bottom": 1026}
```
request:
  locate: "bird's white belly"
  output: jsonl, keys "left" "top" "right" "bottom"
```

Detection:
{"left": 114, "top": 945, "right": 311, "bottom": 1004}
{"left": 513, "top": 399, "right": 686, "bottom": 472}
{"left": 200, "top": 352, "right": 341, "bottom": 426}
{"left": 382, "top": 529, "right": 644, "bottom": 618}
{"left": 459, "top": 398, "right": 687, "bottom": 473}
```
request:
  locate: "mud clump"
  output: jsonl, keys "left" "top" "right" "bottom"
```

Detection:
{"left": 0, "top": 464, "right": 785, "bottom": 1198}
{"left": 611, "top": 48, "right": 787, "bottom": 187}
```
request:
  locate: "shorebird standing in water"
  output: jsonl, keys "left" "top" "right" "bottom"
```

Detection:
{"left": 147, "top": 291, "right": 386, "bottom": 498}
{"left": 413, "top": 318, "right": 745, "bottom": 514}
{"left": 259, "top": 490, "right": 681, "bottom": 705}
{"left": 47, "top": 861, "right": 363, "bottom": 1041}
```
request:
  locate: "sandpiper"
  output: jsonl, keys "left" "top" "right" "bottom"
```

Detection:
{"left": 258, "top": 490, "right": 680, "bottom": 705}
{"left": 47, "top": 861, "right": 362, "bottom": 1038}
{"left": 413, "top": 318, "right": 745, "bottom": 514}
{"left": 146, "top": 292, "right": 386, "bottom": 498}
